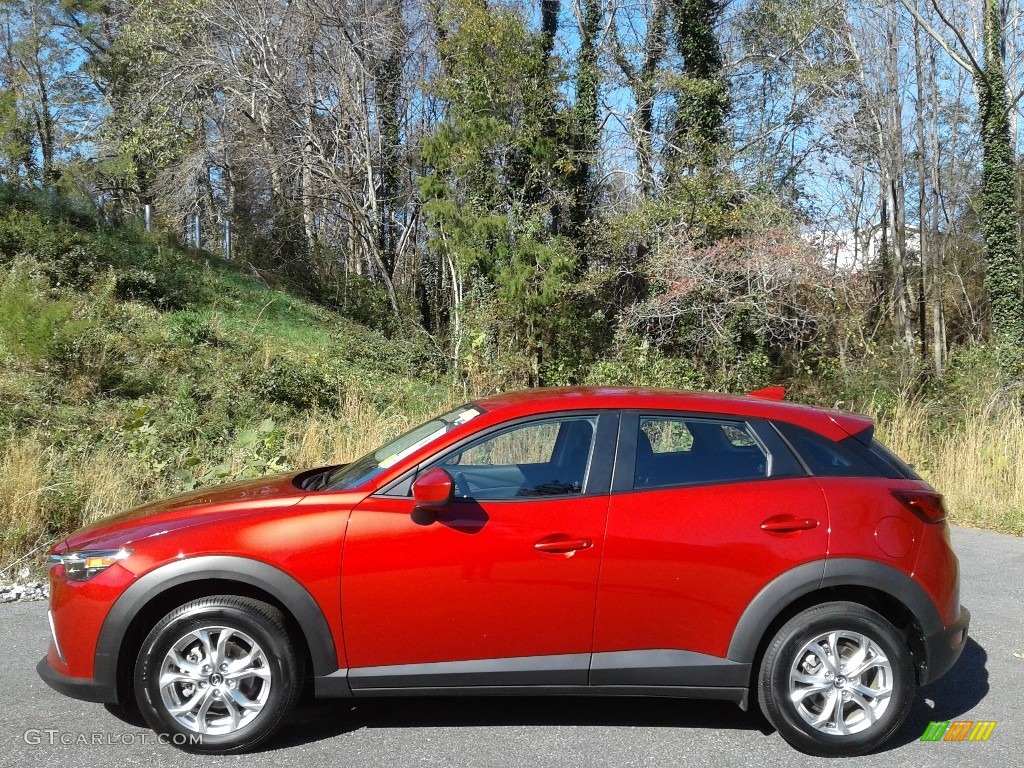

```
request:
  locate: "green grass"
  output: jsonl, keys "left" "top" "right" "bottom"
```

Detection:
{"left": 0, "top": 188, "right": 454, "bottom": 571}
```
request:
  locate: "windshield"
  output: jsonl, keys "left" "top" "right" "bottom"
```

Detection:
{"left": 323, "top": 404, "right": 485, "bottom": 490}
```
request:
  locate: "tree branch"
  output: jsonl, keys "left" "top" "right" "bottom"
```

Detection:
{"left": 896, "top": 0, "right": 979, "bottom": 76}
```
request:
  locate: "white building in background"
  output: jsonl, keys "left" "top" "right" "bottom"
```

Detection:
{"left": 803, "top": 226, "right": 922, "bottom": 272}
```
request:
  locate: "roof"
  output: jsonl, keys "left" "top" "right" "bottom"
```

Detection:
{"left": 473, "top": 387, "right": 872, "bottom": 442}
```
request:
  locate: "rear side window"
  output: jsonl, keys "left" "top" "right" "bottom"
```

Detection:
{"left": 773, "top": 422, "right": 883, "bottom": 478}
{"left": 634, "top": 417, "right": 768, "bottom": 489}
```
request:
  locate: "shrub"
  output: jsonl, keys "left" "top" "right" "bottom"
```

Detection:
{"left": 582, "top": 333, "right": 707, "bottom": 390}
{"left": 0, "top": 266, "right": 90, "bottom": 366}
{"left": 165, "top": 310, "right": 225, "bottom": 348}
{"left": 0, "top": 190, "right": 202, "bottom": 308}
{"left": 250, "top": 355, "right": 343, "bottom": 411}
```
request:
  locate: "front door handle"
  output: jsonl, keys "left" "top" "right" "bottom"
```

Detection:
{"left": 534, "top": 534, "right": 594, "bottom": 555}
{"left": 760, "top": 515, "right": 820, "bottom": 534}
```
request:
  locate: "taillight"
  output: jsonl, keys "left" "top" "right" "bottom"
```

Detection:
{"left": 891, "top": 489, "right": 947, "bottom": 523}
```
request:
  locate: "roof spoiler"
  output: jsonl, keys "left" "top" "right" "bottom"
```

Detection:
{"left": 747, "top": 386, "right": 787, "bottom": 401}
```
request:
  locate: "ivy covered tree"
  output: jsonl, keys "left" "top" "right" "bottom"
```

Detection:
{"left": 666, "top": 0, "right": 730, "bottom": 177}
{"left": 901, "top": 0, "right": 1024, "bottom": 359}
{"left": 978, "top": 0, "right": 1024, "bottom": 352}
{"left": 565, "top": 0, "right": 603, "bottom": 243}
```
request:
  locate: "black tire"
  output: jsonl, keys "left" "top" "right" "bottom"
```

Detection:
{"left": 134, "top": 595, "right": 303, "bottom": 754}
{"left": 758, "top": 601, "right": 915, "bottom": 757}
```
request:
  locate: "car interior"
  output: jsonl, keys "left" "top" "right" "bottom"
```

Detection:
{"left": 439, "top": 418, "right": 596, "bottom": 499}
{"left": 633, "top": 419, "right": 768, "bottom": 488}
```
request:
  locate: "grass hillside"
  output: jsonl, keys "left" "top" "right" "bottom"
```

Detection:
{"left": 0, "top": 188, "right": 1020, "bottom": 574}
{"left": 0, "top": 188, "right": 454, "bottom": 569}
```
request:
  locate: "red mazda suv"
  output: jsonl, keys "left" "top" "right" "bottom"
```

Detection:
{"left": 38, "top": 387, "right": 969, "bottom": 756}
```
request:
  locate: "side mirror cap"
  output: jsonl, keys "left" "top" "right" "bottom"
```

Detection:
{"left": 412, "top": 467, "right": 454, "bottom": 510}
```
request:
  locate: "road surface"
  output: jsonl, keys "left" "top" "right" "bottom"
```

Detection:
{"left": 0, "top": 526, "right": 1020, "bottom": 768}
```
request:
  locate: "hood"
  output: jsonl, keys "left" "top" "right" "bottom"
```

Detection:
{"left": 57, "top": 472, "right": 308, "bottom": 552}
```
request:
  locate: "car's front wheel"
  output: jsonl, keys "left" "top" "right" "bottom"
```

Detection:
{"left": 758, "top": 601, "right": 915, "bottom": 756}
{"left": 134, "top": 595, "right": 302, "bottom": 753}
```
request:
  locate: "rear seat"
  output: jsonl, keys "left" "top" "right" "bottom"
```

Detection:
{"left": 636, "top": 446, "right": 766, "bottom": 488}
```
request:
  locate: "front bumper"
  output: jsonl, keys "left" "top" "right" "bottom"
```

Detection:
{"left": 36, "top": 657, "right": 118, "bottom": 704}
{"left": 922, "top": 605, "right": 970, "bottom": 684}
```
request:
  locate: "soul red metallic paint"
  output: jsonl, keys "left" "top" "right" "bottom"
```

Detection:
{"left": 342, "top": 491, "right": 608, "bottom": 668}
{"left": 594, "top": 478, "right": 830, "bottom": 658}
{"left": 38, "top": 387, "right": 969, "bottom": 757}
{"left": 48, "top": 486, "right": 357, "bottom": 680}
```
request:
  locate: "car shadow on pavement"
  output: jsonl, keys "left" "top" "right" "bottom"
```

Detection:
{"left": 267, "top": 696, "right": 773, "bottom": 751}
{"left": 103, "top": 702, "right": 147, "bottom": 728}
{"left": 103, "top": 637, "right": 989, "bottom": 754}
{"left": 886, "top": 637, "right": 989, "bottom": 750}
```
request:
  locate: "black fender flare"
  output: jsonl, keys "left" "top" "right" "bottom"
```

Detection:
{"left": 726, "top": 558, "right": 942, "bottom": 663}
{"left": 94, "top": 555, "right": 339, "bottom": 698}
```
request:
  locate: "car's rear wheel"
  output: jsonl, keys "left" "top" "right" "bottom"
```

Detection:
{"left": 758, "top": 601, "right": 915, "bottom": 756}
{"left": 134, "top": 595, "right": 302, "bottom": 753}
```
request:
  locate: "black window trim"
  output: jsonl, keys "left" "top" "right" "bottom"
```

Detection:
{"left": 859, "top": 435, "right": 921, "bottom": 480}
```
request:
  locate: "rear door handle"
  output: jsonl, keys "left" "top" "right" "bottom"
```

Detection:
{"left": 760, "top": 515, "right": 820, "bottom": 534}
{"left": 534, "top": 535, "right": 594, "bottom": 554}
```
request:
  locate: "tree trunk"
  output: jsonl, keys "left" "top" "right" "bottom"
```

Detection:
{"left": 914, "top": 20, "right": 928, "bottom": 362}
{"left": 884, "top": 10, "right": 914, "bottom": 355}
{"left": 611, "top": 0, "right": 667, "bottom": 197}
{"left": 30, "top": 55, "right": 55, "bottom": 185}
{"left": 928, "top": 41, "right": 945, "bottom": 375}
{"left": 568, "top": 0, "right": 601, "bottom": 249}
{"left": 302, "top": 39, "right": 318, "bottom": 258}
{"left": 888, "top": 173, "right": 916, "bottom": 355}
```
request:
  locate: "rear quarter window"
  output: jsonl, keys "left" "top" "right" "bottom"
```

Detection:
{"left": 864, "top": 438, "right": 922, "bottom": 480}
{"left": 773, "top": 422, "right": 883, "bottom": 478}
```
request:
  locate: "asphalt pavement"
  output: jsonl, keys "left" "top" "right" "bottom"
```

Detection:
{"left": 0, "top": 526, "right": 1021, "bottom": 768}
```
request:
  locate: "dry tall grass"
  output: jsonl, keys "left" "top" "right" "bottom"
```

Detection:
{"left": 0, "top": 440, "right": 155, "bottom": 570}
{"left": 69, "top": 447, "right": 149, "bottom": 526}
{"left": 875, "top": 399, "right": 1024, "bottom": 535}
{"left": 286, "top": 385, "right": 458, "bottom": 468}
{"left": 3, "top": 389, "right": 1021, "bottom": 574}
{"left": 0, "top": 439, "right": 49, "bottom": 567}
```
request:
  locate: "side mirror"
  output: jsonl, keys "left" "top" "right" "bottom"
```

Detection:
{"left": 412, "top": 467, "right": 454, "bottom": 511}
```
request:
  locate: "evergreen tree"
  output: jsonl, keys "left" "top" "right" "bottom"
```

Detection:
{"left": 419, "top": 0, "right": 576, "bottom": 385}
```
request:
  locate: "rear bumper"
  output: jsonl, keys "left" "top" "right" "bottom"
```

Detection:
{"left": 36, "top": 656, "right": 118, "bottom": 704}
{"left": 922, "top": 605, "right": 970, "bottom": 685}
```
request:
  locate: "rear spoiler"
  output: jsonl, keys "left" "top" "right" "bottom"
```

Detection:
{"left": 747, "top": 386, "right": 786, "bottom": 401}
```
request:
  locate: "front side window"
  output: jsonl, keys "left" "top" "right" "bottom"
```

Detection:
{"left": 634, "top": 416, "right": 768, "bottom": 489}
{"left": 437, "top": 416, "right": 597, "bottom": 499}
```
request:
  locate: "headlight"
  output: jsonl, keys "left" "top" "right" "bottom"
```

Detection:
{"left": 50, "top": 548, "right": 133, "bottom": 581}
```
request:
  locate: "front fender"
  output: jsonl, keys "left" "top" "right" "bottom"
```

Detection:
{"left": 93, "top": 555, "right": 341, "bottom": 700}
